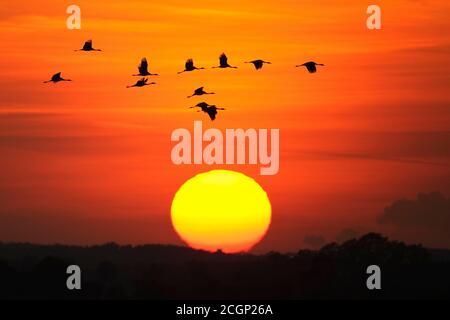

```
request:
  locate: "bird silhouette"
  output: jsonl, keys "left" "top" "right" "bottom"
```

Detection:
{"left": 127, "top": 78, "right": 156, "bottom": 88}
{"left": 190, "top": 102, "right": 225, "bottom": 121}
{"left": 187, "top": 87, "right": 215, "bottom": 98}
{"left": 296, "top": 61, "right": 325, "bottom": 73}
{"left": 213, "top": 53, "right": 238, "bottom": 69}
{"left": 245, "top": 59, "right": 271, "bottom": 70}
{"left": 178, "top": 59, "right": 205, "bottom": 74}
{"left": 75, "top": 40, "right": 102, "bottom": 52}
{"left": 43, "top": 72, "right": 72, "bottom": 83}
{"left": 133, "top": 58, "right": 159, "bottom": 76}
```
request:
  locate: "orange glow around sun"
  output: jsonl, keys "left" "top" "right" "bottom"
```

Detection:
{"left": 171, "top": 170, "right": 272, "bottom": 253}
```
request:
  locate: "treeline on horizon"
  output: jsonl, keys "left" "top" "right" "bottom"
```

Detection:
{"left": 0, "top": 233, "right": 449, "bottom": 300}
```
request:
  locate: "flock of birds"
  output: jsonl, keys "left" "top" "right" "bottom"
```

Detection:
{"left": 44, "top": 40, "right": 326, "bottom": 121}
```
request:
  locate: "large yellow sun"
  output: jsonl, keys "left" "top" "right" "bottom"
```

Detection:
{"left": 171, "top": 170, "right": 272, "bottom": 253}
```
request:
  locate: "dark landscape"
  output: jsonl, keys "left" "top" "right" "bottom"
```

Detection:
{"left": 1, "top": 233, "right": 449, "bottom": 300}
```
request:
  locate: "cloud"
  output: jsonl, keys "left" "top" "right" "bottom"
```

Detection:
{"left": 296, "top": 150, "right": 450, "bottom": 168}
{"left": 394, "top": 43, "right": 450, "bottom": 54}
{"left": 378, "top": 192, "right": 450, "bottom": 230}
{"left": 0, "top": 112, "right": 165, "bottom": 155}
{"left": 378, "top": 192, "right": 450, "bottom": 247}
{"left": 0, "top": 209, "right": 178, "bottom": 245}
{"left": 303, "top": 235, "right": 325, "bottom": 249}
{"left": 336, "top": 229, "right": 360, "bottom": 243}
{"left": 285, "top": 129, "right": 450, "bottom": 167}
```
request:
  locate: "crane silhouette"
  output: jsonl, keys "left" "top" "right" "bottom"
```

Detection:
{"left": 245, "top": 59, "right": 271, "bottom": 70}
{"left": 178, "top": 59, "right": 205, "bottom": 74}
{"left": 213, "top": 53, "right": 238, "bottom": 69}
{"left": 133, "top": 58, "right": 159, "bottom": 76}
{"left": 187, "top": 87, "right": 215, "bottom": 98}
{"left": 43, "top": 72, "right": 72, "bottom": 83}
{"left": 190, "top": 102, "right": 225, "bottom": 121}
{"left": 127, "top": 78, "right": 156, "bottom": 88}
{"left": 75, "top": 40, "right": 102, "bottom": 52}
{"left": 296, "top": 61, "right": 325, "bottom": 73}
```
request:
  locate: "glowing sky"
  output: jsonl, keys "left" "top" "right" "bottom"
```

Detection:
{"left": 0, "top": 0, "right": 449, "bottom": 251}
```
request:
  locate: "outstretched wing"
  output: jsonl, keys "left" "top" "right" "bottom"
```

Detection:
{"left": 138, "top": 58, "right": 148, "bottom": 74}
{"left": 136, "top": 77, "right": 146, "bottom": 86}
{"left": 82, "top": 40, "right": 93, "bottom": 50}
{"left": 185, "top": 59, "right": 194, "bottom": 70}
{"left": 197, "top": 102, "right": 209, "bottom": 109}
{"left": 194, "top": 87, "right": 204, "bottom": 94}
{"left": 207, "top": 108, "right": 218, "bottom": 121}
{"left": 305, "top": 62, "right": 317, "bottom": 73}
{"left": 219, "top": 53, "right": 228, "bottom": 66}
{"left": 254, "top": 60, "right": 263, "bottom": 70}
{"left": 51, "top": 72, "right": 61, "bottom": 81}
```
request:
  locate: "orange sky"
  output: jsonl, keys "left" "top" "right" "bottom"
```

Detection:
{"left": 0, "top": 0, "right": 449, "bottom": 252}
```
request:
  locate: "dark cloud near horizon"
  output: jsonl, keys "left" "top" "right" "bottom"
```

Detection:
{"left": 303, "top": 235, "right": 325, "bottom": 249}
{"left": 336, "top": 229, "right": 360, "bottom": 243}
{"left": 378, "top": 192, "right": 450, "bottom": 230}
{"left": 0, "top": 209, "right": 179, "bottom": 246}
{"left": 378, "top": 192, "right": 450, "bottom": 248}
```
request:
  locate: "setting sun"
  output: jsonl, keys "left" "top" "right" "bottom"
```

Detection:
{"left": 171, "top": 170, "right": 272, "bottom": 253}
